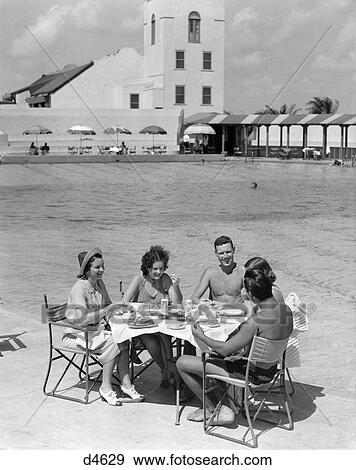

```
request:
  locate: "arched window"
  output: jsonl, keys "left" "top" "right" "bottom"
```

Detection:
{"left": 151, "top": 14, "right": 156, "bottom": 45}
{"left": 188, "top": 11, "right": 200, "bottom": 43}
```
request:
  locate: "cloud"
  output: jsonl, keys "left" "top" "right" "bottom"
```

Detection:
{"left": 231, "top": 6, "right": 258, "bottom": 28}
{"left": 11, "top": 5, "right": 71, "bottom": 57}
{"left": 10, "top": 0, "right": 141, "bottom": 58}
{"left": 70, "top": 0, "right": 104, "bottom": 31}
{"left": 313, "top": 9, "right": 356, "bottom": 72}
{"left": 230, "top": 50, "right": 265, "bottom": 68}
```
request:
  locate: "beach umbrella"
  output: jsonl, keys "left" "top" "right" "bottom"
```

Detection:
{"left": 103, "top": 125, "right": 131, "bottom": 146}
{"left": 23, "top": 124, "right": 52, "bottom": 147}
{"left": 184, "top": 123, "right": 216, "bottom": 135}
{"left": 139, "top": 125, "right": 167, "bottom": 147}
{"left": 67, "top": 125, "right": 96, "bottom": 149}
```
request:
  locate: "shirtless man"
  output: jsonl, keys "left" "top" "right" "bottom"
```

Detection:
{"left": 191, "top": 235, "right": 244, "bottom": 305}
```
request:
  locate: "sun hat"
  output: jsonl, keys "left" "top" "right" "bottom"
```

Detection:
{"left": 77, "top": 247, "right": 103, "bottom": 278}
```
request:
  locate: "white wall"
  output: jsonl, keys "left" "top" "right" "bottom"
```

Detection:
{"left": 143, "top": 0, "right": 225, "bottom": 115}
{"left": 51, "top": 48, "right": 144, "bottom": 109}
{"left": 0, "top": 133, "right": 8, "bottom": 152}
{"left": 0, "top": 106, "right": 181, "bottom": 153}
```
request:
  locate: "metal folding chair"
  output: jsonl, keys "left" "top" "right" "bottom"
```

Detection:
{"left": 285, "top": 292, "right": 309, "bottom": 395}
{"left": 42, "top": 294, "right": 119, "bottom": 404}
{"left": 202, "top": 335, "right": 294, "bottom": 448}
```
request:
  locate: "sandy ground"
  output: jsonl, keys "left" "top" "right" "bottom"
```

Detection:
{"left": 0, "top": 161, "right": 355, "bottom": 467}
{"left": 1, "top": 295, "right": 355, "bottom": 452}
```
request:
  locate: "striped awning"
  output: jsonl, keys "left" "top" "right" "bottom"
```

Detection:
{"left": 185, "top": 113, "right": 356, "bottom": 126}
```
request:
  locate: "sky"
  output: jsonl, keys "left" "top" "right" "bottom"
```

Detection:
{"left": 0, "top": 0, "right": 355, "bottom": 113}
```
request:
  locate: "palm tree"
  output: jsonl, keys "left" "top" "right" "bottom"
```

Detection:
{"left": 256, "top": 105, "right": 279, "bottom": 114}
{"left": 256, "top": 104, "right": 301, "bottom": 146}
{"left": 256, "top": 103, "right": 301, "bottom": 115}
{"left": 306, "top": 97, "right": 339, "bottom": 114}
{"left": 279, "top": 103, "right": 301, "bottom": 115}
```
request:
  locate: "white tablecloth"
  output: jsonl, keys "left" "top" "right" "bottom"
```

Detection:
{"left": 110, "top": 315, "right": 242, "bottom": 350}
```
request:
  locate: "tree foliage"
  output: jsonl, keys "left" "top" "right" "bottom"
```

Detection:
{"left": 306, "top": 96, "right": 339, "bottom": 114}
{"left": 256, "top": 104, "right": 301, "bottom": 114}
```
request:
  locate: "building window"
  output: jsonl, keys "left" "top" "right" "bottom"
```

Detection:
{"left": 175, "top": 86, "right": 185, "bottom": 105}
{"left": 202, "top": 87, "right": 211, "bottom": 105}
{"left": 176, "top": 51, "right": 185, "bottom": 69}
{"left": 130, "top": 93, "right": 139, "bottom": 109}
{"left": 188, "top": 11, "right": 200, "bottom": 43}
{"left": 203, "top": 52, "right": 212, "bottom": 70}
{"left": 151, "top": 14, "right": 155, "bottom": 45}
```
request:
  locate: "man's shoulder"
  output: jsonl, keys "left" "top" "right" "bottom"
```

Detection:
{"left": 202, "top": 266, "right": 221, "bottom": 278}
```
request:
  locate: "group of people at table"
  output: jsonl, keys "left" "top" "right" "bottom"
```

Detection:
{"left": 63, "top": 235, "right": 293, "bottom": 425}
{"left": 29, "top": 142, "right": 50, "bottom": 155}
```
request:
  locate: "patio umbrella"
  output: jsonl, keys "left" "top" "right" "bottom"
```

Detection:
{"left": 184, "top": 123, "right": 216, "bottom": 135}
{"left": 139, "top": 125, "right": 167, "bottom": 147}
{"left": 23, "top": 125, "right": 52, "bottom": 147}
{"left": 103, "top": 125, "right": 131, "bottom": 146}
{"left": 67, "top": 125, "right": 96, "bottom": 149}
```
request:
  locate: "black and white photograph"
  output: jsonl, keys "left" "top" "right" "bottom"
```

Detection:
{"left": 0, "top": 0, "right": 355, "bottom": 468}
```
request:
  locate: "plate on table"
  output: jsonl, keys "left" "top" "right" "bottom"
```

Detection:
{"left": 205, "top": 322, "right": 220, "bottom": 329}
{"left": 219, "top": 308, "right": 245, "bottom": 317}
{"left": 128, "top": 322, "right": 158, "bottom": 329}
{"left": 167, "top": 323, "right": 186, "bottom": 331}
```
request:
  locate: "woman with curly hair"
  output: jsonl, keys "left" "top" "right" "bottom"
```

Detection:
{"left": 123, "top": 245, "right": 183, "bottom": 388}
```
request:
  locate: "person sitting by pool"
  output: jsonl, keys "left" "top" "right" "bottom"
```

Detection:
{"left": 176, "top": 268, "right": 293, "bottom": 424}
{"left": 121, "top": 142, "right": 128, "bottom": 154}
{"left": 191, "top": 235, "right": 244, "bottom": 306}
{"left": 123, "top": 245, "right": 183, "bottom": 388}
{"left": 243, "top": 257, "right": 284, "bottom": 304}
{"left": 63, "top": 247, "right": 144, "bottom": 405}
{"left": 40, "top": 142, "right": 50, "bottom": 155}
{"left": 29, "top": 142, "right": 38, "bottom": 155}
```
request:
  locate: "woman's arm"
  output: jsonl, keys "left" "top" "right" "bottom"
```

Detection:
{"left": 66, "top": 283, "right": 110, "bottom": 327}
{"left": 166, "top": 274, "right": 183, "bottom": 304}
{"left": 191, "top": 318, "right": 257, "bottom": 357}
{"left": 122, "top": 275, "right": 141, "bottom": 303}
{"left": 272, "top": 285, "right": 284, "bottom": 303}
{"left": 191, "top": 268, "right": 211, "bottom": 304}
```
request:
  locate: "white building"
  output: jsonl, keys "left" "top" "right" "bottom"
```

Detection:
{"left": 47, "top": 0, "right": 225, "bottom": 116}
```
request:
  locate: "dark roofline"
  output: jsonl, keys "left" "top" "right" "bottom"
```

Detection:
{"left": 9, "top": 61, "right": 94, "bottom": 98}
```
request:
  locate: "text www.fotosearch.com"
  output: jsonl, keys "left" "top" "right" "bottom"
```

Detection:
{"left": 83, "top": 453, "right": 272, "bottom": 467}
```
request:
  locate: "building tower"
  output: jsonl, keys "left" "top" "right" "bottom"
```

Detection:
{"left": 143, "top": 0, "right": 225, "bottom": 115}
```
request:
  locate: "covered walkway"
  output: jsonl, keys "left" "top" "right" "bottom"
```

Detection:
{"left": 185, "top": 113, "right": 356, "bottom": 159}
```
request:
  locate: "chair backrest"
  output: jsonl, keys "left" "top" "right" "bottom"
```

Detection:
{"left": 43, "top": 294, "right": 67, "bottom": 322}
{"left": 248, "top": 335, "right": 289, "bottom": 365}
{"left": 285, "top": 292, "right": 309, "bottom": 332}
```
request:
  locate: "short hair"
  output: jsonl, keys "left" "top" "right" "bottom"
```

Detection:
{"left": 78, "top": 253, "right": 103, "bottom": 279}
{"left": 141, "top": 245, "right": 169, "bottom": 276}
{"left": 244, "top": 257, "right": 276, "bottom": 283}
{"left": 243, "top": 268, "right": 272, "bottom": 301}
{"left": 214, "top": 235, "right": 234, "bottom": 250}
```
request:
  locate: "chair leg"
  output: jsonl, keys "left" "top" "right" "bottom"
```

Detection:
{"left": 43, "top": 325, "right": 54, "bottom": 395}
{"left": 286, "top": 367, "right": 295, "bottom": 396}
{"left": 242, "top": 387, "right": 258, "bottom": 448}
{"left": 203, "top": 379, "right": 258, "bottom": 448}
